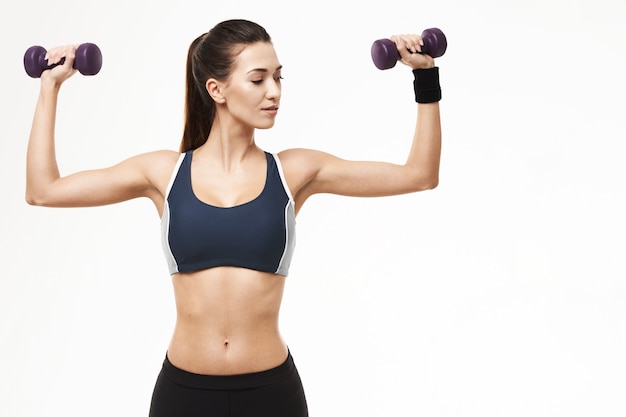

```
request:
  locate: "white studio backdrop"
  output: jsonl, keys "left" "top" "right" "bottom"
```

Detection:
{"left": 1, "top": 0, "right": 625, "bottom": 416}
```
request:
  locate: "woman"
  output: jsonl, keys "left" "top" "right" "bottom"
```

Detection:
{"left": 26, "top": 19, "right": 441, "bottom": 417}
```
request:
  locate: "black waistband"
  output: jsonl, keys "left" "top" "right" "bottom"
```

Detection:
{"left": 161, "top": 351, "right": 297, "bottom": 391}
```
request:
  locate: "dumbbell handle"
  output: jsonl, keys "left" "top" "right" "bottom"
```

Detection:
{"left": 371, "top": 28, "right": 447, "bottom": 70}
{"left": 24, "top": 43, "right": 102, "bottom": 78}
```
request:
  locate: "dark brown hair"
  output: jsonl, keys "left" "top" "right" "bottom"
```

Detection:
{"left": 179, "top": 19, "right": 272, "bottom": 152}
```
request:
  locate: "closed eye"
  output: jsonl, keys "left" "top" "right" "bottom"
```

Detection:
{"left": 251, "top": 75, "right": 283, "bottom": 85}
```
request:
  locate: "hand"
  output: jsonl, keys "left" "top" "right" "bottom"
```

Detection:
{"left": 41, "top": 44, "right": 78, "bottom": 87}
{"left": 389, "top": 34, "right": 435, "bottom": 70}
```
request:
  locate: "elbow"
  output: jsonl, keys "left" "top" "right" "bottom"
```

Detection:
{"left": 404, "top": 162, "right": 439, "bottom": 192}
{"left": 25, "top": 182, "right": 40, "bottom": 206}
{"left": 25, "top": 176, "right": 58, "bottom": 206}
{"left": 428, "top": 171, "right": 440, "bottom": 189}
{"left": 25, "top": 186, "right": 52, "bottom": 207}
{"left": 425, "top": 176, "right": 439, "bottom": 190}
{"left": 25, "top": 186, "right": 37, "bottom": 205}
{"left": 25, "top": 191, "right": 44, "bottom": 206}
{"left": 407, "top": 170, "right": 439, "bottom": 192}
{"left": 419, "top": 176, "right": 439, "bottom": 191}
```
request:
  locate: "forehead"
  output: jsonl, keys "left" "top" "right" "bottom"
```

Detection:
{"left": 232, "top": 42, "right": 281, "bottom": 73}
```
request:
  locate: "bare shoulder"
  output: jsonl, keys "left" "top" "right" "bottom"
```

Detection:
{"left": 135, "top": 149, "right": 180, "bottom": 165}
{"left": 135, "top": 149, "right": 181, "bottom": 188}
{"left": 276, "top": 148, "right": 334, "bottom": 206}
{"left": 104, "top": 149, "right": 180, "bottom": 202}
{"left": 123, "top": 149, "right": 181, "bottom": 214}
{"left": 277, "top": 148, "right": 330, "bottom": 172}
{"left": 277, "top": 148, "right": 322, "bottom": 182}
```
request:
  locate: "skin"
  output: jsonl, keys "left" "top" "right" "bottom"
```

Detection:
{"left": 26, "top": 35, "right": 440, "bottom": 375}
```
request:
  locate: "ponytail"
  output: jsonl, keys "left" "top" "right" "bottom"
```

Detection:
{"left": 180, "top": 35, "right": 214, "bottom": 152}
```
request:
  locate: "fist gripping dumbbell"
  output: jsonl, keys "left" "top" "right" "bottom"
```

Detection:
{"left": 371, "top": 28, "right": 447, "bottom": 70}
{"left": 23, "top": 43, "right": 103, "bottom": 78}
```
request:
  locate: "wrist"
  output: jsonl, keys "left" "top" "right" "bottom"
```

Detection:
{"left": 412, "top": 67, "right": 441, "bottom": 103}
{"left": 40, "top": 79, "right": 62, "bottom": 94}
{"left": 411, "top": 62, "right": 435, "bottom": 70}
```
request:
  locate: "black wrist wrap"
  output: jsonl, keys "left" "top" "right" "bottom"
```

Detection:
{"left": 413, "top": 67, "right": 441, "bottom": 103}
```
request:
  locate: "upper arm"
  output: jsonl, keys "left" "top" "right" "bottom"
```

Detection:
{"left": 278, "top": 148, "right": 438, "bottom": 210}
{"left": 26, "top": 150, "right": 179, "bottom": 210}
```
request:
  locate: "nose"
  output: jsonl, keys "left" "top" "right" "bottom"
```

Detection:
{"left": 266, "top": 78, "right": 281, "bottom": 99}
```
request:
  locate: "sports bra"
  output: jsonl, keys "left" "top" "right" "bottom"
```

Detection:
{"left": 161, "top": 151, "right": 296, "bottom": 276}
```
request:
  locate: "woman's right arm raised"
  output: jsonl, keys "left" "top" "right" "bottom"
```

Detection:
{"left": 26, "top": 45, "right": 176, "bottom": 212}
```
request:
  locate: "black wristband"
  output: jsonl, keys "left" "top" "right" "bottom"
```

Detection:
{"left": 413, "top": 67, "right": 441, "bottom": 103}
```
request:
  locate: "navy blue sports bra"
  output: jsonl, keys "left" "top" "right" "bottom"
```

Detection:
{"left": 161, "top": 151, "right": 296, "bottom": 276}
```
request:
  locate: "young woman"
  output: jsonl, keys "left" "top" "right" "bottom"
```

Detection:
{"left": 26, "top": 19, "right": 441, "bottom": 417}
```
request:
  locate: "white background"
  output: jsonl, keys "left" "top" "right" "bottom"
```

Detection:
{"left": 2, "top": 0, "right": 625, "bottom": 416}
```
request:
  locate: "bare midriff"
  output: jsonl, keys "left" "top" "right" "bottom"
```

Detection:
{"left": 166, "top": 266, "right": 289, "bottom": 375}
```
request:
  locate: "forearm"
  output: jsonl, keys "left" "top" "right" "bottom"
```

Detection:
{"left": 405, "top": 102, "right": 442, "bottom": 188}
{"left": 26, "top": 83, "right": 62, "bottom": 204}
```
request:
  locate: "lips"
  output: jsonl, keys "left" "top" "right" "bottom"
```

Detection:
{"left": 262, "top": 106, "right": 279, "bottom": 117}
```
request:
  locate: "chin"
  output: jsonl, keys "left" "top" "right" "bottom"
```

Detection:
{"left": 256, "top": 121, "right": 276, "bottom": 130}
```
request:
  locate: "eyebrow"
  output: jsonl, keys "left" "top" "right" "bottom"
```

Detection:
{"left": 247, "top": 65, "right": 283, "bottom": 74}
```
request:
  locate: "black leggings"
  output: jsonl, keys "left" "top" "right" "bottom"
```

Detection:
{"left": 149, "top": 351, "right": 309, "bottom": 417}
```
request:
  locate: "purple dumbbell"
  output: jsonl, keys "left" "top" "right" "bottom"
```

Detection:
{"left": 24, "top": 43, "right": 103, "bottom": 78}
{"left": 371, "top": 28, "right": 447, "bottom": 70}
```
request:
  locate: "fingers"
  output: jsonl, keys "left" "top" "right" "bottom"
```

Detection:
{"left": 40, "top": 44, "right": 78, "bottom": 84}
{"left": 44, "top": 44, "right": 77, "bottom": 67}
{"left": 390, "top": 34, "right": 424, "bottom": 54}
{"left": 389, "top": 33, "right": 435, "bottom": 69}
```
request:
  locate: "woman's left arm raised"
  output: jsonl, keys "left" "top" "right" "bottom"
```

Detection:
{"left": 280, "top": 33, "right": 442, "bottom": 211}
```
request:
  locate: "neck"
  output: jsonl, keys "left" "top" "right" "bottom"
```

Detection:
{"left": 195, "top": 114, "right": 260, "bottom": 172}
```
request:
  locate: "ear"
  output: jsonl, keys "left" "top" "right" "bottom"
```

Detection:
{"left": 206, "top": 78, "right": 225, "bottom": 103}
